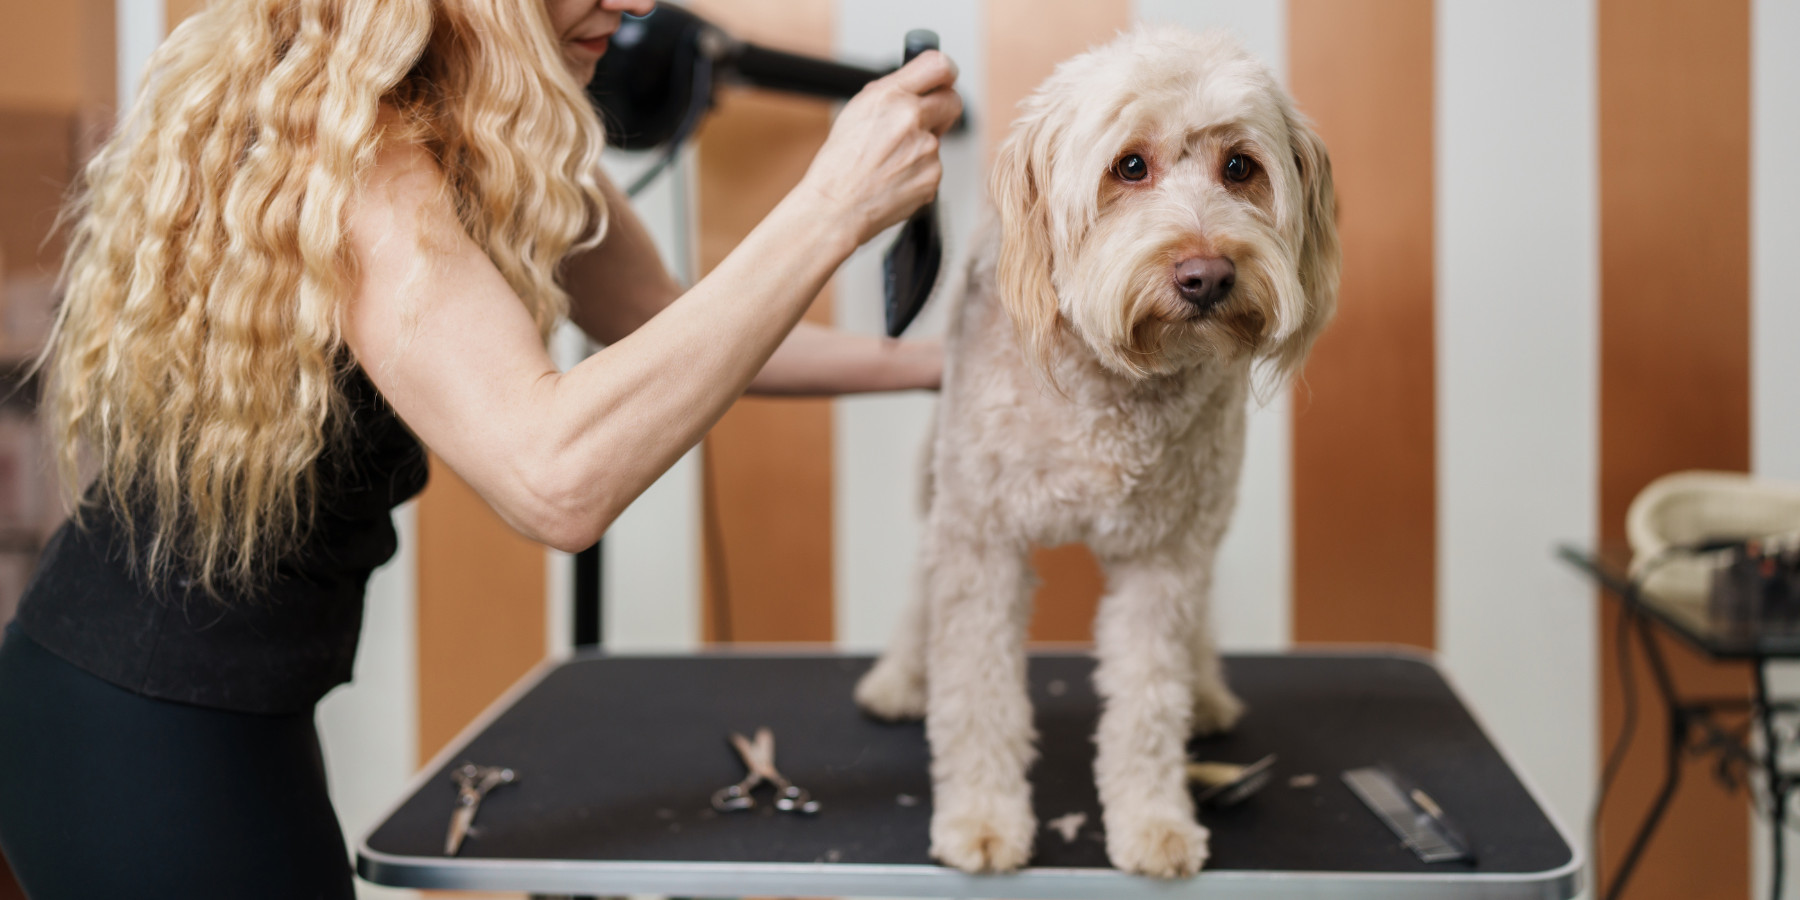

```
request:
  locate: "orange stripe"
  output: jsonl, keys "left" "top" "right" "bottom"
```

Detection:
{"left": 1597, "top": 0, "right": 1752, "bottom": 894}
{"left": 984, "top": 0, "right": 1132, "bottom": 644}
{"left": 1288, "top": 0, "right": 1437, "bottom": 650}
{"left": 164, "top": 0, "right": 208, "bottom": 28}
{"left": 415, "top": 456, "right": 547, "bottom": 764}
{"left": 0, "top": 0, "right": 113, "bottom": 113}
{"left": 691, "top": 0, "right": 835, "bottom": 644}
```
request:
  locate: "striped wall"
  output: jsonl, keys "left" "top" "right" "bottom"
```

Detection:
{"left": 59, "top": 2, "right": 1800, "bottom": 898}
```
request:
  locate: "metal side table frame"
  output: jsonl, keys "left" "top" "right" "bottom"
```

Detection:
{"left": 1560, "top": 545, "right": 1800, "bottom": 900}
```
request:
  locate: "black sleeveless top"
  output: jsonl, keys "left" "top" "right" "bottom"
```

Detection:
{"left": 14, "top": 369, "right": 429, "bottom": 714}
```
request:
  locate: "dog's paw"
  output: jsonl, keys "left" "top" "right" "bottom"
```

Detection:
{"left": 930, "top": 798, "right": 1036, "bottom": 872}
{"left": 1191, "top": 683, "right": 1245, "bottom": 736}
{"left": 854, "top": 659, "right": 927, "bottom": 721}
{"left": 1105, "top": 814, "right": 1210, "bottom": 878}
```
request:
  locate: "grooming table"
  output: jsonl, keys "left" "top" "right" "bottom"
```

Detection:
{"left": 357, "top": 651, "right": 1581, "bottom": 899}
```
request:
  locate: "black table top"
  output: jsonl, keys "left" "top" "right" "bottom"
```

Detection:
{"left": 359, "top": 650, "right": 1580, "bottom": 899}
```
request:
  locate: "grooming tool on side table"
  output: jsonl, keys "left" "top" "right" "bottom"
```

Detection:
{"left": 445, "top": 763, "right": 517, "bottom": 856}
{"left": 1343, "top": 766, "right": 1475, "bottom": 864}
{"left": 1185, "top": 753, "right": 1277, "bottom": 808}
{"left": 881, "top": 29, "right": 944, "bottom": 338}
{"left": 712, "top": 727, "right": 822, "bottom": 815}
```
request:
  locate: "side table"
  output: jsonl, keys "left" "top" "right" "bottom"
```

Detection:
{"left": 1560, "top": 543, "right": 1800, "bottom": 900}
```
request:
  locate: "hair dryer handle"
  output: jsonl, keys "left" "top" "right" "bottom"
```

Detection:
{"left": 903, "top": 30, "right": 939, "bottom": 64}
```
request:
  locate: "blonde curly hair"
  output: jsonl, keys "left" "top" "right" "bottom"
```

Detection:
{"left": 46, "top": 0, "right": 609, "bottom": 593}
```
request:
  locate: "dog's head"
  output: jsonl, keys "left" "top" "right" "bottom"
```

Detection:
{"left": 992, "top": 26, "right": 1339, "bottom": 383}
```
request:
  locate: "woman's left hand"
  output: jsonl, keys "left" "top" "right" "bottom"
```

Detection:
{"left": 749, "top": 323, "right": 941, "bottom": 395}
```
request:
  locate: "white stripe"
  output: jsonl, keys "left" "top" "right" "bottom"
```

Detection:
{"left": 116, "top": 0, "right": 165, "bottom": 111}
{"left": 1134, "top": 0, "right": 1286, "bottom": 81}
{"left": 318, "top": 501, "right": 419, "bottom": 899}
{"left": 832, "top": 0, "right": 984, "bottom": 649}
{"left": 1751, "top": 0, "right": 1800, "bottom": 894}
{"left": 1753, "top": 0, "right": 1800, "bottom": 482}
{"left": 600, "top": 148, "right": 703, "bottom": 652}
{"left": 1436, "top": 0, "right": 1598, "bottom": 831}
{"left": 1134, "top": 0, "right": 1291, "bottom": 651}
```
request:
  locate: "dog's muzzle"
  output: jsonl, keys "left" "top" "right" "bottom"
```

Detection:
{"left": 1174, "top": 256, "right": 1236, "bottom": 314}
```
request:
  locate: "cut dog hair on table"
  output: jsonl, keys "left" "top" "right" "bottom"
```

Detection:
{"left": 855, "top": 25, "right": 1340, "bottom": 878}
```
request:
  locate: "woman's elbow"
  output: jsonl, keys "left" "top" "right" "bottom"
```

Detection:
{"left": 512, "top": 472, "right": 620, "bottom": 553}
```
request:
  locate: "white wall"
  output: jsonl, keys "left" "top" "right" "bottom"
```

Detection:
{"left": 1751, "top": 0, "right": 1800, "bottom": 483}
{"left": 832, "top": 0, "right": 983, "bottom": 650}
{"left": 115, "top": 0, "right": 163, "bottom": 110}
{"left": 599, "top": 147, "right": 704, "bottom": 652}
{"left": 316, "top": 503, "right": 419, "bottom": 900}
{"left": 1436, "top": 0, "right": 1598, "bottom": 839}
{"left": 1751, "top": 0, "right": 1800, "bottom": 895}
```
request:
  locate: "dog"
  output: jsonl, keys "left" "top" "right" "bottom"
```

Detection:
{"left": 853, "top": 26, "right": 1339, "bottom": 877}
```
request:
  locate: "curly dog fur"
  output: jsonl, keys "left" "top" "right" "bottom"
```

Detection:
{"left": 855, "top": 26, "right": 1340, "bottom": 877}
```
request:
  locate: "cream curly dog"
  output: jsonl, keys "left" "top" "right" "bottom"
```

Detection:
{"left": 854, "top": 26, "right": 1340, "bottom": 877}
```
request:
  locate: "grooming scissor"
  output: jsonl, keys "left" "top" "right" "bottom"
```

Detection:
{"left": 444, "top": 762, "right": 517, "bottom": 855}
{"left": 711, "top": 727, "right": 821, "bottom": 814}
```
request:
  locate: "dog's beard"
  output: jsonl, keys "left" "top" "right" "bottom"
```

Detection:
{"left": 1058, "top": 202, "right": 1301, "bottom": 379}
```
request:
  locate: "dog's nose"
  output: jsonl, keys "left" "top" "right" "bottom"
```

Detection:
{"left": 1174, "top": 257, "right": 1236, "bottom": 310}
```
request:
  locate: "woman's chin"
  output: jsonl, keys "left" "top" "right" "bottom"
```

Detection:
{"left": 561, "top": 53, "right": 600, "bottom": 87}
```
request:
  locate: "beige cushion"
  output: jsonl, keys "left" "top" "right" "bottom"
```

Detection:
{"left": 1626, "top": 471, "right": 1800, "bottom": 605}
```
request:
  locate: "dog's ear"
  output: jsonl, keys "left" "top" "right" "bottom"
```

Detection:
{"left": 991, "top": 112, "right": 1062, "bottom": 373}
{"left": 1265, "top": 110, "right": 1340, "bottom": 380}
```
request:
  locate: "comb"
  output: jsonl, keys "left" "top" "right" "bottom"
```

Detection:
{"left": 1342, "top": 766, "right": 1476, "bottom": 864}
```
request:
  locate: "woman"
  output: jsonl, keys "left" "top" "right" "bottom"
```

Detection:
{"left": 0, "top": 0, "right": 960, "bottom": 896}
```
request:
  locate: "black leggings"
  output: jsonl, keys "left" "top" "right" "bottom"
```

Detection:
{"left": 0, "top": 623, "right": 354, "bottom": 899}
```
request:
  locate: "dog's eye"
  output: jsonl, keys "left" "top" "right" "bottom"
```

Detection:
{"left": 1223, "top": 155, "right": 1254, "bottom": 183}
{"left": 1116, "top": 154, "right": 1149, "bottom": 182}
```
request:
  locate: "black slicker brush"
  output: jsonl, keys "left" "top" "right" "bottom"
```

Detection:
{"left": 882, "top": 30, "right": 944, "bottom": 339}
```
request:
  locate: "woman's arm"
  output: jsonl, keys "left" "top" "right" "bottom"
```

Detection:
{"left": 344, "top": 53, "right": 960, "bottom": 552}
{"left": 559, "top": 175, "right": 682, "bottom": 345}
{"left": 560, "top": 156, "right": 943, "bottom": 395}
{"left": 749, "top": 322, "right": 940, "bottom": 394}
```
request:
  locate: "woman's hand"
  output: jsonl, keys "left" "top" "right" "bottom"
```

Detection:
{"left": 795, "top": 50, "right": 962, "bottom": 247}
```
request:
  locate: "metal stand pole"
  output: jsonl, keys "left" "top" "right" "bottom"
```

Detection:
{"left": 1757, "top": 657, "right": 1786, "bottom": 900}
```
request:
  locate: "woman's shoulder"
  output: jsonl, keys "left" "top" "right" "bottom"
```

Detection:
{"left": 351, "top": 114, "right": 463, "bottom": 246}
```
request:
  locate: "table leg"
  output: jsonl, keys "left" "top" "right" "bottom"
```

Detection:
{"left": 1756, "top": 657, "right": 1785, "bottom": 900}
{"left": 1604, "top": 613, "right": 1688, "bottom": 900}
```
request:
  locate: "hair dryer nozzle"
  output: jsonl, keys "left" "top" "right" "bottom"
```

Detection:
{"left": 882, "top": 28, "right": 946, "bottom": 339}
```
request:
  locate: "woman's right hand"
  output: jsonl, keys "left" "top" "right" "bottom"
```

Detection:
{"left": 796, "top": 49, "right": 962, "bottom": 247}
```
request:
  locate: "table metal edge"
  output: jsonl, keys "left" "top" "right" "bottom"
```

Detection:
{"left": 356, "top": 850, "right": 1581, "bottom": 900}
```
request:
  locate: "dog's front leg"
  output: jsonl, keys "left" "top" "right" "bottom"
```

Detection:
{"left": 924, "top": 531, "right": 1037, "bottom": 873}
{"left": 1092, "top": 558, "right": 1210, "bottom": 877}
